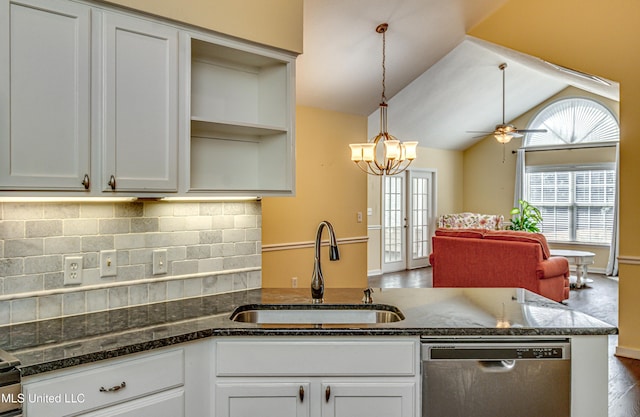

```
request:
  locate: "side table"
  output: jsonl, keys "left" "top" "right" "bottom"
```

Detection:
{"left": 550, "top": 249, "right": 596, "bottom": 289}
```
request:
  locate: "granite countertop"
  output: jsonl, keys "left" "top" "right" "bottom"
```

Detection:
{"left": 0, "top": 287, "right": 617, "bottom": 376}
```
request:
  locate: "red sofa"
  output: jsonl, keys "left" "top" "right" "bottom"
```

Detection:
{"left": 429, "top": 228, "right": 570, "bottom": 302}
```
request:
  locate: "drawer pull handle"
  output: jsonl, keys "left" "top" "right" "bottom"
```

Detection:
{"left": 325, "top": 385, "right": 331, "bottom": 402}
{"left": 108, "top": 175, "right": 116, "bottom": 190}
{"left": 299, "top": 385, "right": 304, "bottom": 402}
{"left": 99, "top": 381, "right": 126, "bottom": 393}
{"left": 82, "top": 174, "right": 90, "bottom": 190}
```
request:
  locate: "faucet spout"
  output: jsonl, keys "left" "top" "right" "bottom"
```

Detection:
{"left": 311, "top": 220, "right": 340, "bottom": 303}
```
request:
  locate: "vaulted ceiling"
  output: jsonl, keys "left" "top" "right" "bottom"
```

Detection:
{"left": 295, "top": 0, "right": 619, "bottom": 151}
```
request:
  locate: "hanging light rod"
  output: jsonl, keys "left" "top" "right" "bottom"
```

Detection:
{"left": 348, "top": 23, "right": 418, "bottom": 176}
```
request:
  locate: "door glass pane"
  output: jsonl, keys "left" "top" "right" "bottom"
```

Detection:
{"left": 384, "top": 176, "right": 403, "bottom": 263}
{"left": 411, "top": 177, "right": 429, "bottom": 259}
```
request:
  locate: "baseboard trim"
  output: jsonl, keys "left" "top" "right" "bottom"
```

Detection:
{"left": 615, "top": 345, "right": 640, "bottom": 360}
{"left": 367, "top": 269, "right": 383, "bottom": 277}
{"left": 262, "top": 236, "right": 368, "bottom": 252}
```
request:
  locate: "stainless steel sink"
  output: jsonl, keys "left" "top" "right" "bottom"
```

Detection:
{"left": 229, "top": 303, "right": 405, "bottom": 324}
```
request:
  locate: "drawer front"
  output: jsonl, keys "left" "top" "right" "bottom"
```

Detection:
{"left": 216, "top": 338, "right": 417, "bottom": 376}
{"left": 24, "top": 348, "right": 184, "bottom": 416}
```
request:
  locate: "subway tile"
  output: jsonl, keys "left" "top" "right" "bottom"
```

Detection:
{"left": 212, "top": 215, "right": 234, "bottom": 229}
{"left": 4, "top": 274, "right": 43, "bottom": 294}
{"left": 223, "top": 202, "right": 245, "bottom": 215}
{"left": 0, "top": 258, "right": 23, "bottom": 277}
{"left": 234, "top": 215, "right": 257, "bottom": 229}
{"left": 143, "top": 202, "right": 173, "bottom": 217}
{"left": 114, "top": 234, "right": 145, "bottom": 250}
{"left": 44, "top": 203, "right": 80, "bottom": 219}
{"left": 246, "top": 228, "right": 262, "bottom": 242}
{"left": 173, "top": 203, "right": 199, "bottom": 216}
{"left": 200, "top": 230, "right": 222, "bottom": 244}
{"left": 167, "top": 246, "right": 186, "bottom": 261}
{"left": 199, "top": 202, "right": 223, "bottom": 216}
{"left": 38, "top": 294, "right": 62, "bottom": 320}
{"left": 86, "top": 289, "right": 108, "bottom": 312}
{"left": 216, "top": 274, "right": 233, "bottom": 293}
{"left": 3, "top": 203, "right": 43, "bottom": 220}
{"left": 62, "top": 292, "right": 86, "bottom": 316}
{"left": 233, "top": 272, "right": 248, "bottom": 291}
{"left": 172, "top": 260, "right": 198, "bottom": 276}
{"left": 202, "top": 276, "right": 217, "bottom": 294}
{"left": 211, "top": 244, "right": 224, "bottom": 258}
{"left": 0, "top": 221, "right": 25, "bottom": 239}
{"left": 82, "top": 235, "right": 114, "bottom": 252}
{"left": 248, "top": 271, "right": 262, "bottom": 288}
{"left": 24, "top": 255, "right": 62, "bottom": 274}
{"left": 185, "top": 216, "right": 210, "bottom": 231}
{"left": 43, "top": 272, "right": 64, "bottom": 290}
{"left": 0, "top": 302, "right": 9, "bottom": 326}
{"left": 198, "top": 258, "right": 223, "bottom": 273}
{"left": 186, "top": 245, "right": 211, "bottom": 259}
{"left": 222, "top": 243, "right": 235, "bottom": 257}
{"left": 235, "top": 242, "right": 258, "bottom": 256}
{"left": 184, "top": 277, "right": 203, "bottom": 297}
{"left": 129, "top": 248, "right": 152, "bottom": 265}
{"left": 222, "top": 256, "right": 247, "bottom": 270}
{"left": 167, "top": 280, "right": 184, "bottom": 300}
{"left": 44, "top": 237, "right": 81, "bottom": 255}
{"left": 131, "top": 218, "right": 159, "bottom": 233}
{"left": 80, "top": 204, "right": 114, "bottom": 219}
{"left": 223, "top": 229, "right": 245, "bottom": 243}
{"left": 129, "top": 284, "right": 149, "bottom": 305}
{"left": 99, "top": 218, "right": 130, "bottom": 234}
{"left": 5, "top": 238, "right": 43, "bottom": 257}
{"left": 108, "top": 287, "right": 129, "bottom": 308}
{"left": 116, "top": 265, "right": 145, "bottom": 281}
{"left": 64, "top": 219, "right": 98, "bottom": 236}
{"left": 115, "top": 203, "right": 143, "bottom": 218}
{"left": 148, "top": 282, "right": 167, "bottom": 303}
{"left": 11, "top": 298, "right": 37, "bottom": 323}
{"left": 246, "top": 201, "right": 261, "bottom": 215}
{"left": 83, "top": 252, "right": 99, "bottom": 269}
{"left": 158, "top": 217, "right": 186, "bottom": 232}
{"left": 247, "top": 254, "right": 261, "bottom": 268}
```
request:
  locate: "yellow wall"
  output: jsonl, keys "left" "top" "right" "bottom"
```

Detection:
{"left": 463, "top": 86, "right": 618, "bottom": 271}
{"left": 103, "top": 0, "right": 303, "bottom": 53}
{"left": 470, "top": 0, "right": 640, "bottom": 357}
{"left": 261, "top": 106, "right": 369, "bottom": 289}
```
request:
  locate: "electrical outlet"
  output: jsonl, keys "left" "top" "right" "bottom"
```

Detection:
{"left": 357, "top": 211, "right": 363, "bottom": 223}
{"left": 291, "top": 276, "right": 298, "bottom": 288}
{"left": 64, "top": 256, "right": 83, "bottom": 286}
{"left": 153, "top": 249, "right": 168, "bottom": 275}
{"left": 100, "top": 250, "right": 117, "bottom": 277}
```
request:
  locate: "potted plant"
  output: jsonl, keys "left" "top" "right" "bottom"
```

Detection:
{"left": 508, "top": 199, "right": 543, "bottom": 232}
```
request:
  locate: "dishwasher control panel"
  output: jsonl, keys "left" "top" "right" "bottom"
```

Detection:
{"left": 423, "top": 341, "right": 570, "bottom": 361}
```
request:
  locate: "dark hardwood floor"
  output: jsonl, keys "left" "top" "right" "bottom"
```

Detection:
{"left": 369, "top": 267, "right": 640, "bottom": 417}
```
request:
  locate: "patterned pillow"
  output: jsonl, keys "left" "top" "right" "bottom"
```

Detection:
{"left": 438, "top": 213, "right": 504, "bottom": 230}
{"left": 435, "top": 228, "right": 485, "bottom": 239}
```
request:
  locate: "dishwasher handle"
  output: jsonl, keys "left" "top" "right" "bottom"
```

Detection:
{"left": 477, "top": 359, "right": 516, "bottom": 372}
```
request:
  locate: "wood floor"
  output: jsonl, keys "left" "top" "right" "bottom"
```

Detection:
{"left": 369, "top": 267, "right": 640, "bottom": 417}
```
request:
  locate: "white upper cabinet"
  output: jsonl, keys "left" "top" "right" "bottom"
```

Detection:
{"left": 0, "top": 0, "right": 91, "bottom": 191}
{"left": 100, "top": 11, "right": 179, "bottom": 193}
{"left": 185, "top": 35, "right": 295, "bottom": 195}
{"left": 0, "top": 0, "right": 296, "bottom": 198}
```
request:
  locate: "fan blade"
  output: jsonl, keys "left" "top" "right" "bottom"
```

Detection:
{"left": 466, "top": 131, "right": 493, "bottom": 134}
{"left": 515, "top": 129, "right": 548, "bottom": 133}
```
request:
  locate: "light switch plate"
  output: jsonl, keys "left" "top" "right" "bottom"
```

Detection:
{"left": 100, "top": 250, "right": 117, "bottom": 277}
{"left": 153, "top": 249, "right": 168, "bottom": 275}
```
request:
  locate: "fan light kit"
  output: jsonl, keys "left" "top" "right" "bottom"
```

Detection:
{"left": 349, "top": 23, "right": 418, "bottom": 176}
{"left": 468, "top": 62, "right": 547, "bottom": 144}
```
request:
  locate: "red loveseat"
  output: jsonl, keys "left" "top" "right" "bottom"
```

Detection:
{"left": 428, "top": 228, "right": 570, "bottom": 302}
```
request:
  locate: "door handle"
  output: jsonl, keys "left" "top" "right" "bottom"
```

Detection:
{"left": 299, "top": 385, "right": 304, "bottom": 402}
{"left": 108, "top": 175, "right": 116, "bottom": 190}
{"left": 325, "top": 385, "right": 331, "bottom": 402}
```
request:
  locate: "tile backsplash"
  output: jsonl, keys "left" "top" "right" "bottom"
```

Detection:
{"left": 0, "top": 201, "right": 262, "bottom": 325}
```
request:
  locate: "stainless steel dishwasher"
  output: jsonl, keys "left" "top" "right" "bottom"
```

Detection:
{"left": 421, "top": 340, "right": 571, "bottom": 417}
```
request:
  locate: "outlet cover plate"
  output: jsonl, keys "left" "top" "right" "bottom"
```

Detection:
{"left": 153, "top": 249, "right": 168, "bottom": 275}
{"left": 100, "top": 250, "right": 117, "bottom": 277}
{"left": 64, "top": 256, "right": 83, "bottom": 286}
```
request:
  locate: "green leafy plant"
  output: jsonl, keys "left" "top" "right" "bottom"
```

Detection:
{"left": 507, "top": 199, "right": 543, "bottom": 232}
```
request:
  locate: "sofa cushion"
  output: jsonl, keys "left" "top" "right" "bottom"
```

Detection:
{"left": 484, "top": 230, "right": 551, "bottom": 259}
{"left": 435, "top": 228, "right": 485, "bottom": 239}
{"left": 438, "top": 212, "right": 504, "bottom": 230}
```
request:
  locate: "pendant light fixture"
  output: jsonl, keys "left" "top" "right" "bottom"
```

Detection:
{"left": 349, "top": 23, "right": 418, "bottom": 176}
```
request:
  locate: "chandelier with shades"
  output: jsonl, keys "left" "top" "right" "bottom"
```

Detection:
{"left": 349, "top": 23, "right": 418, "bottom": 176}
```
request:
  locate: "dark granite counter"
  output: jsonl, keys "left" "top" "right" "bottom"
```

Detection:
{"left": 0, "top": 287, "right": 617, "bottom": 376}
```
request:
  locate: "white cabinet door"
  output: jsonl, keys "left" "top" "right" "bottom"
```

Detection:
{"left": 101, "top": 11, "right": 178, "bottom": 193}
{"left": 0, "top": 0, "right": 91, "bottom": 190}
{"left": 216, "top": 382, "right": 311, "bottom": 417}
{"left": 322, "top": 382, "right": 415, "bottom": 417}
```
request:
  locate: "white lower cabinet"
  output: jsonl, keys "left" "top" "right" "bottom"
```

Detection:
{"left": 22, "top": 341, "right": 211, "bottom": 417}
{"left": 213, "top": 337, "right": 420, "bottom": 417}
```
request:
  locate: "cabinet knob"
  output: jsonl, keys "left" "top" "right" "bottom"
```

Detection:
{"left": 99, "top": 381, "right": 126, "bottom": 393}
{"left": 82, "top": 174, "right": 90, "bottom": 190}
{"left": 299, "top": 385, "right": 304, "bottom": 402}
{"left": 325, "top": 385, "right": 331, "bottom": 402}
{"left": 108, "top": 175, "right": 116, "bottom": 190}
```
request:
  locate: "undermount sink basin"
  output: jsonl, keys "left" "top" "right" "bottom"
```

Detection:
{"left": 229, "top": 303, "right": 405, "bottom": 324}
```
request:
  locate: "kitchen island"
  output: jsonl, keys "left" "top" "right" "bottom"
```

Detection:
{"left": 0, "top": 287, "right": 616, "bottom": 417}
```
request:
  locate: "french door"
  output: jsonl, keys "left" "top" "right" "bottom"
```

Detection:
{"left": 382, "top": 169, "right": 434, "bottom": 272}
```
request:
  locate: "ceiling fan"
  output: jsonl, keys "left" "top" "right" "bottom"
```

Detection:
{"left": 468, "top": 63, "right": 547, "bottom": 144}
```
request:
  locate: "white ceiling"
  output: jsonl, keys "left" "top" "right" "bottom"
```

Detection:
{"left": 296, "top": 0, "right": 619, "bottom": 151}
